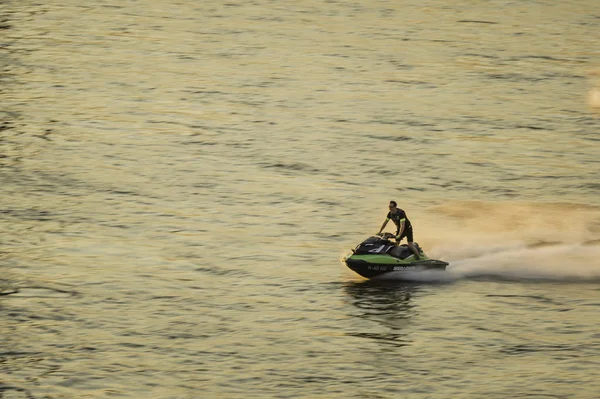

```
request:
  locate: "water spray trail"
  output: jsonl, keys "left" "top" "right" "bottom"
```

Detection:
{"left": 448, "top": 243, "right": 600, "bottom": 282}
{"left": 418, "top": 201, "right": 600, "bottom": 282}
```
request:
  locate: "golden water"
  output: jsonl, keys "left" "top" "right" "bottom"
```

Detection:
{"left": 2, "top": 1, "right": 600, "bottom": 398}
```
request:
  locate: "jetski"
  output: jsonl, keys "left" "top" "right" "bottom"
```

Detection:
{"left": 343, "top": 233, "right": 449, "bottom": 279}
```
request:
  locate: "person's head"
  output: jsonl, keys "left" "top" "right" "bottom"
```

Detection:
{"left": 389, "top": 201, "right": 397, "bottom": 209}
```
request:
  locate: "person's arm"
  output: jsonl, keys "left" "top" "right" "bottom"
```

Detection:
{"left": 378, "top": 218, "right": 389, "bottom": 234}
{"left": 395, "top": 219, "right": 406, "bottom": 239}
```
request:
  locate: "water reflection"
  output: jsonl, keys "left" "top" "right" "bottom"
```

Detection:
{"left": 343, "top": 281, "right": 420, "bottom": 348}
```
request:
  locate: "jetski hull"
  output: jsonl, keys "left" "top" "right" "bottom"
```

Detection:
{"left": 343, "top": 235, "right": 449, "bottom": 279}
{"left": 344, "top": 255, "right": 448, "bottom": 279}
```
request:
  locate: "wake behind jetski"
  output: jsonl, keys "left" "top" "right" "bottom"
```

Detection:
{"left": 343, "top": 233, "right": 449, "bottom": 279}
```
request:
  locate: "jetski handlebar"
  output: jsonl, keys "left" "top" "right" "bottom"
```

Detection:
{"left": 376, "top": 232, "right": 396, "bottom": 239}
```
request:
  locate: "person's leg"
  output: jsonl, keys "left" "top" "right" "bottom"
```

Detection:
{"left": 406, "top": 226, "right": 420, "bottom": 259}
{"left": 407, "top": 242, "right": 420, "bottom": 259}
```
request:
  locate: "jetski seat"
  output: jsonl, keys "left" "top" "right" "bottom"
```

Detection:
{"left": 389, "top": 243, "right": 422, "bottom": 259}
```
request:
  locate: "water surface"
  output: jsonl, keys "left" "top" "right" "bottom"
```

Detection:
{"left": 1, "top": 1, "right": 600, "bottom": 398}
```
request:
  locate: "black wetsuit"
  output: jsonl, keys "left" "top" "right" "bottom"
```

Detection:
{"left": 387, "top": 209, "right": 414, "bottom": 242}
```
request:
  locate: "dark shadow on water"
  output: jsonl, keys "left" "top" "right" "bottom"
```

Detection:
{"left": 343, "top": 279, "right": 419, "bottom": 315}
{"left": 342, "top": 280, "right": 422, "bottom": 348}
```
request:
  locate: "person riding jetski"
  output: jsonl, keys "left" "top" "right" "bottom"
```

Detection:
{"left": 377, "top": 201, "right": 420, "bottom": 260}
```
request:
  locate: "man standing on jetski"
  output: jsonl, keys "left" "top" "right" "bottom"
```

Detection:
{"left": 377, "top": 201, "right": 420, "bottom": 259}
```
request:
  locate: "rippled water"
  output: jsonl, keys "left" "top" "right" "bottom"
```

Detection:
{"left": 2, "top": 1, "right": 600, "bottom": 398}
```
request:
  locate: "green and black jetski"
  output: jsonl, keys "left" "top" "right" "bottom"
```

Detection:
{"left": 343, "top": 233, "right": 449, "bottom": 279}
